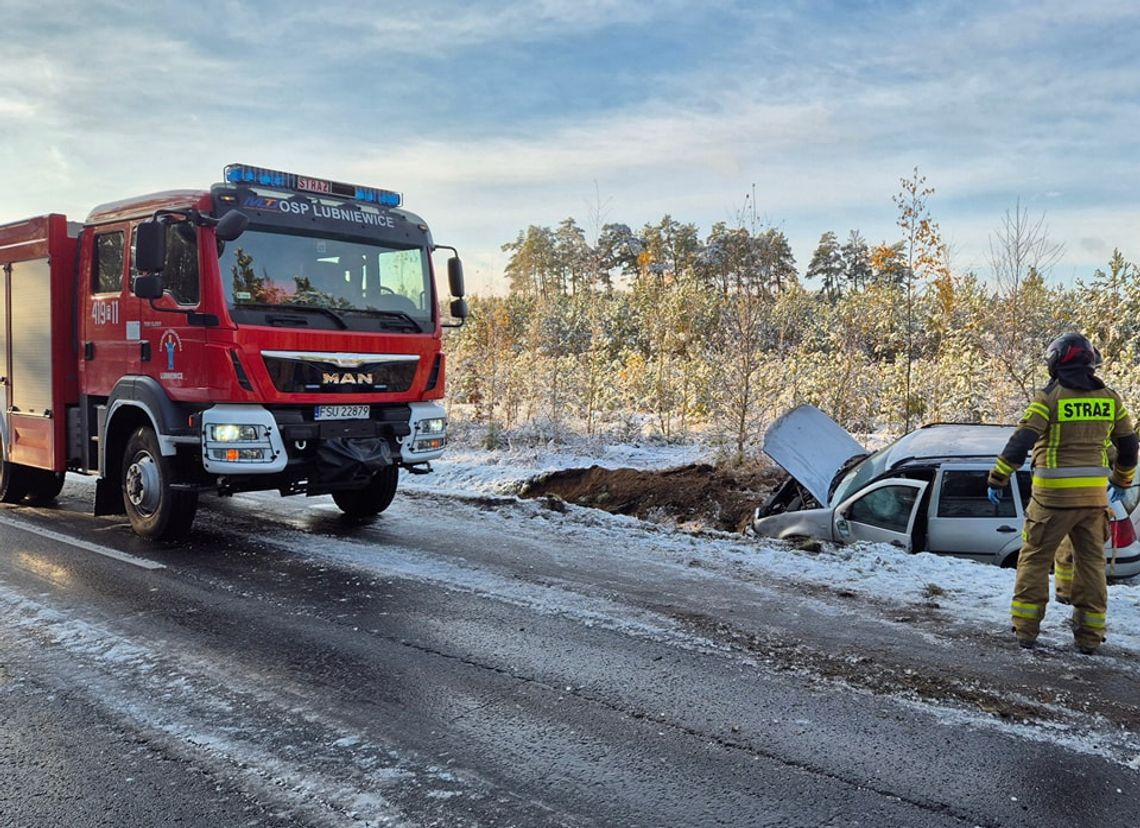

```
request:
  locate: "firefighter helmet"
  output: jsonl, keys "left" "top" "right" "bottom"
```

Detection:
{"left": 1045, "top": 332, "right": 1102, "bottom": 377}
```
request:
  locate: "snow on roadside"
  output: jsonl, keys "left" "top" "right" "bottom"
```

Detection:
{"left": 412, "top": 440, "right": 706, "bottom": 496}
{"left": 405, "top": 440, "right": 1140, "bottom": 658}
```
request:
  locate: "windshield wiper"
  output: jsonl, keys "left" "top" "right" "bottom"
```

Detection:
{"left": 342, "top": 308, "right": 422, "bottom": 332}
{"left": 337, "top": 307, "right": 424, "bottom": 333}
{"left": 236, "top": 302, "right": 348, "bottom": 330}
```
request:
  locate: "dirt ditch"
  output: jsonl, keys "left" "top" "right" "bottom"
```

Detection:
{"left": 517, "top": 462, "right": 785, "bottom": 533}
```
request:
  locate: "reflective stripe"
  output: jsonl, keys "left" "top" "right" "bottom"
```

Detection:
{"left": 1033, "top": 466, "right": 1110, "bottom": 478}
{"left": 1074, "top": 610, "right": 1107, "bottom": 629}
{"left": 1047, "top": 419, "right": 1061, "bottom": 469}
{"left": 1118, "top": 405, "right": 1130, "bottom": 421}
{"left": 1026, "top": 402, "right": 1050, "bottom": 421}
{"left": 1116, "top": 466, "right": 1136, "bottom": 485}
{"left": 994, "top": 457, "right": 1016, "bottom": 476}
{"left": 1011, "top": 600, "right": 1044, "bottom": 620}
{"left": 1054, "top": 564, "right": 1073, "bottom": 581}
{"left": 1033, "top": 476, "right": 1109, "bottom": 489}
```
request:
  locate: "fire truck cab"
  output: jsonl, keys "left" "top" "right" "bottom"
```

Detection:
{"left": 0, "top": 163, "right": 467, "bottom": 539}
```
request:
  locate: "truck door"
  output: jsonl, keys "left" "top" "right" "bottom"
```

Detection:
{"left": 132, "top": 221, "right": 208, "bottom": 401}
{"left": 80, "top": 225, "right": 140, "bottom": 397}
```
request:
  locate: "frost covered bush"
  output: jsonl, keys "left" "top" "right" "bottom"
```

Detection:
{"left": 445, "top": 226, "right": 1140, "bottom": 458}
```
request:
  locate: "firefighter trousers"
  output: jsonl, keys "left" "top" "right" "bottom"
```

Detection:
{"left": 1012, "top": 500, "right": 1108, "bottom": 650}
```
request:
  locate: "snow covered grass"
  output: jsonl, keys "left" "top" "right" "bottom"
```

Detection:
{"left": 405, "top": 436, "right": 1140, "bottom": 657}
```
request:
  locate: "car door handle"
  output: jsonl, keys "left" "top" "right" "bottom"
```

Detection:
{"left": 996, "top": 525, "right": 1018, "bottom": 533}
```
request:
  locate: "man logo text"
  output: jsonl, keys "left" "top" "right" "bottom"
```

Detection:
{"left": 322, "top": 372, "right": 374, "bottom": 385}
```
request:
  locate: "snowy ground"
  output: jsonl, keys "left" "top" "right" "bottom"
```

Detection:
{"left": 404, "top": 440, "right": 1140, "bottom": 656}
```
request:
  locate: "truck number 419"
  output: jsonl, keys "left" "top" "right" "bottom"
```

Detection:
{"left": 91, "top": 299, "right": 119, "bottom": 326}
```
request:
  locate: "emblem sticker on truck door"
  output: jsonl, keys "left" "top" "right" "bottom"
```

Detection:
{"left": 159, "top": 329, "right": 183, "bottom": 380}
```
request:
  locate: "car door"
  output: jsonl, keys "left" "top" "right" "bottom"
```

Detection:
{"left": 925, "top": 465, "right": 1023, "bottom": 563}
{"left": 832, "top": 479, "right": 928, "bottom": 551}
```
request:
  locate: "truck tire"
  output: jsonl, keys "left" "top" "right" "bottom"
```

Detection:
{"left": 332, "top": 464, "right": 399, "bottom": 517}
{"left": 122, "top": 426, "right": 197, "bottom": 539}
{"left": 24, "top": 468, "right": 66, "bottom": 504}
{"left": 0, "top": 443, "right": 31, "bottom": 503}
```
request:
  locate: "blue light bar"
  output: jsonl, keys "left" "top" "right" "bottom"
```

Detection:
{"left": 223, "top": 163, "right": 402, "bottom": 207}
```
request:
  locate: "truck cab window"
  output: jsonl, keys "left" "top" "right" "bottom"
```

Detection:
{"left": 94, "top": 231, "right": 124, "bottom": 294}
{"left": 129, "top": 223, "right": 200, "bottom": 306}
{"left": 162, "top": 223, "right": 200, "bottom": 306}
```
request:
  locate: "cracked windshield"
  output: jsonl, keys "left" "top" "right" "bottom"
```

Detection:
{"left": 223, "top": 229, "right": 431, "bottom": 330}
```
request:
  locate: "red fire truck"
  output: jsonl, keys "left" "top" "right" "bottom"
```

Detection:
{"left": 0, "top": 163, "right": 467, "bottom": 538}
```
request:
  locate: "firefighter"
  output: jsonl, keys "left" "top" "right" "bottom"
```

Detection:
{"left": 987, "top": 333, "right": 1137, "bottom": 654}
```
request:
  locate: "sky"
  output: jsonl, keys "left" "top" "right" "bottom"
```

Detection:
{"left": 3, "top": 0, "right": 1139, "bottom": 295}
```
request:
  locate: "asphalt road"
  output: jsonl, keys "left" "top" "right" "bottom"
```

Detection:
{"left": 1, "top": 480, "right": 1137, "bottom": 827}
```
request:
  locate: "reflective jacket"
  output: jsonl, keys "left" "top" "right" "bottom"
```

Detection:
{"left": 989, "top": 379, "right": 1138, "bottom": 508}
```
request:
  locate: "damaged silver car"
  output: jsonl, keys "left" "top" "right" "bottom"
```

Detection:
{"left": 752, "top": 404, "right": 1140, "bottom": 576}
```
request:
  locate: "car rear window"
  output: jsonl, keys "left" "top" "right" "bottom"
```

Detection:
{"left": 937, "top": 470, "right": 1016, "bottom": 518}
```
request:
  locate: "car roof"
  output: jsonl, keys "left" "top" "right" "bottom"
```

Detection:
{"left": 881, "top": 423, "right": 1016, "bottom": 469}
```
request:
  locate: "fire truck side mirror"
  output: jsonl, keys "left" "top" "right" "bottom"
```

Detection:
{"left": 449, "top": 297, "right": 469, "bottom": 320}
{"left": 134, "top": 222, "right": 167, "bottom": 273}
{"left": 132, "top": 274, "right": 164, "bottom": 300}
{"left": 447, "top": 256, "right": 465, "bottom": 298}
{"left": 215, "top": 210, "right": 249, "bottom": 242}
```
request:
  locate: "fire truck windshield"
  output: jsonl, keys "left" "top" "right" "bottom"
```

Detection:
{"left": 221, "top": 229, "right": 432, "bottom": 333}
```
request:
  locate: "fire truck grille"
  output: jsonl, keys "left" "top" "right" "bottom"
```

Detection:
{"left": 262, "top": 355, "right": 418, "bottom": 394}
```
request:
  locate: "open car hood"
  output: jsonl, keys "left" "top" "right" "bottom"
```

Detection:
{"left": 762, "top": 404, "right": 866, "bottom": 507}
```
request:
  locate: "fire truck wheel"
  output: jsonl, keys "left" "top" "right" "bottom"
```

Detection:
{"left": 24, "top": 469, "right": 66, "bottom": 504}
{"left": 122, "top": 426, "right": 198, "bottom": 539}
{"left": 0, "top": 443, "right": 31, "bottom": 503}
{"left": 331, "top": 464, "right": 399, "bottom": 517}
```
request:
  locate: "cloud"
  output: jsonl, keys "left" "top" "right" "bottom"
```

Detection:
{"left": 2, "top": 0, "right": 1138, "bottom": 295}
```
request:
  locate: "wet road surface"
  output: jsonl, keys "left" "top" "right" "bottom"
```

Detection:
{"left": 1, "top": 480, "right": 1138, "bottom": 826}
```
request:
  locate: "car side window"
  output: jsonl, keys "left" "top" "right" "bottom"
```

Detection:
{"left": 848, "top": 485, "right": 918, "bottom": 533}
{"left": 937, "top": 470, "right": 1016, "bottom": 518}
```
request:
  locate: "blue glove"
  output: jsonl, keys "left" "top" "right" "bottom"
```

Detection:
{"left": 1108, "top": 482, "right": 1126, "bottom": 502}
{"left": 987, "top": 486, "right": 1003, "bottom": 505}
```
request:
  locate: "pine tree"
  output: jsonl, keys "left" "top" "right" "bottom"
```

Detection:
{"left": 806, "top": 231, "right": 844, "bottom": 301}
{"left": 839, "top": 230, "right": 872, "bottom": 292}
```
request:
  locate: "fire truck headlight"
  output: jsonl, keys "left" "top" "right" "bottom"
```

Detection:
{"left": 209, "top": 424, "right": 260, "bottom": 442}
{"left": 418, "top": 417, "right": 446, "bottom": 435}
